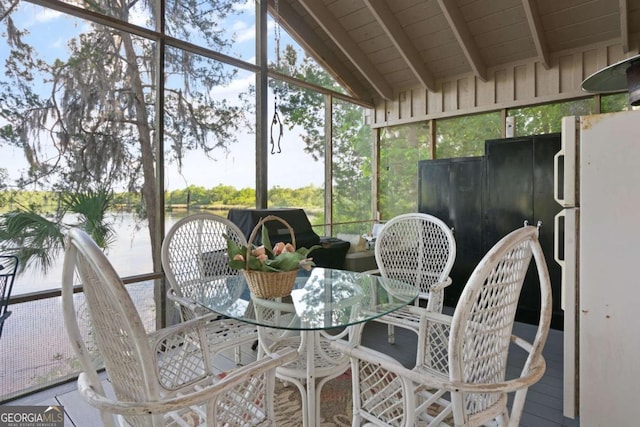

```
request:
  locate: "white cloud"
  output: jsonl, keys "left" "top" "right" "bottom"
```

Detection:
{"left": 51, "top": 37, "right": 65, "bottom": 49}
{"left": 232, "top": 20, "right": 249, "bottom": 32}
{"left": 15, "top": 4, "right": 62, "bottom": 29}
{"left": 33, "top": 8, "right": 62, "bottom": 24}
{"left": 233, "top": 21, "right": 256, "bottom": 44}
{"left": 233, "top": 1, "right": 256, "bottom": 12}
{"left": 128, "top": 3, "right": 152, "bottom": 28}
{"left": 209, "top": 73, "right": 255, "bottom": 98}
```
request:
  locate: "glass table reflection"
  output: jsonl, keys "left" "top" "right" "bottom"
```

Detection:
{"left": 193, "top": 267, "right": 418, "bottom": 329}
{"left": 191, "top": 267, "right": 418, "bottom": 426}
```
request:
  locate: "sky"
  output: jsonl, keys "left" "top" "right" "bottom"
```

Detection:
{"left": 0, "top": 1, "right": 325, "bottom": 191}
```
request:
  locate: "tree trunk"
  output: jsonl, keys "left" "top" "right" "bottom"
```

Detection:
{"left": 121, "top": 34, "right": 159, "bottom": 271}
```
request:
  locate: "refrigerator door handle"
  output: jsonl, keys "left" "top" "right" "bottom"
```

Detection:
{"left": 553, "top": 148, "right": 565, "bottom": 205}
{"left": 555, "top": 117, "right": 578, "bottom": 207}
{"left": 554, "top": 211, "right": 566, "bottom": 310}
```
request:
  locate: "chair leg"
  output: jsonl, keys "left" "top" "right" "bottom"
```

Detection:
{"left": 507, "top": 389, "right": 528, "bottom": 427}
{"left": 234, "top": 346, "right": 242, "bottom": 364}
{"left": 387, "top": 323, "right": 395, "bottom": 344}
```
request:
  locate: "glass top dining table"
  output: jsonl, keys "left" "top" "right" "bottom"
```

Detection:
{"left": 191, "top": 267, "right": 419, "bottom": 330}
{"left": 190, "top": 267, "right": 417, "bottom": 426}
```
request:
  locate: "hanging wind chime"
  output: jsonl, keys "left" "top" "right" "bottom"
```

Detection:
{"left": 271, "top": 96, "right": 283, "bottom": 154}
{"left": 271, "top": 0, "right": 284, "bottom": 154}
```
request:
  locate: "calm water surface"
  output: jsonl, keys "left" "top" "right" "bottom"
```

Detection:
{"left": 14, "top": 211, "right": 197, "bottom": 295}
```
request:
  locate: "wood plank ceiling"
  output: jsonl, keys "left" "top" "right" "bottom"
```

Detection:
{"left": 270, "top": 0, "right": 640, "bottom": 104}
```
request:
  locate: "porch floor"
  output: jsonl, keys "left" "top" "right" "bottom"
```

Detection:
{"left": 6, "top": 314, "right": 580, "bottom": 426}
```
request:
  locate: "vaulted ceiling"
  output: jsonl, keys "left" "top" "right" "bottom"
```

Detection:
{"left": 270, "top": 0, "right": 640, "bottom": 104}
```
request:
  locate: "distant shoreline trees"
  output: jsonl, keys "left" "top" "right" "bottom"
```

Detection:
{"left": 0, "top": 184, "right": 324, "bottom": 214}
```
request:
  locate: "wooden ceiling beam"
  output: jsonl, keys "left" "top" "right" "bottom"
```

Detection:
{"left": 522, "top": 0, "right": 550, "bottom": 69}
{"left": 298, "top": 0, "right": 395, "bottom": 100}
{"left": 268, "top": 0, "right": 372, "bottom": 101}
{"left": 363, "top": 0, "right": 437, "bottom": 92}
{"left": 436, "top": 0, "right": 487, "bottom": 81}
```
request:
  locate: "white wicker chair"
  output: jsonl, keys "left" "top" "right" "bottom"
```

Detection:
{"left": 370, "top": 213, "right": 456, "bottom": 343}
{"left": 62, "top": 227, "right": 297, "bottom": 427}
{"left": 333, "top": 225, "right": 552, "bottom": 427}
{"left": 161, "top": 213, "right": 259, "bottom": 364}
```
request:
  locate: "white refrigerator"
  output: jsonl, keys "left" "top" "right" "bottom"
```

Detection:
{"left": 554, "top": 109, "right": 640, "bottom": 425}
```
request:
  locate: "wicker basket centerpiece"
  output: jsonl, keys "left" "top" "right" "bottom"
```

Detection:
{"left": 225, "top": 215, "right": 320, "bottom": 298}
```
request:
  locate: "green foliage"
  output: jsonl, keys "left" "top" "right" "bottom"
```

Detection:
{"left": 379, "top": 122, "right": 431, "bottom": 219}
{"left": 268, "top": 185, "right": 323, "bottom": 209}
{"left": 600, "top": 93, "right": 631, "bottom": 113}
{"left": 509, "top": 98, "right": 596, "bottom": 136}
{"left": 161, "top": 184, "right": 324, "bottom": 212}
{"left": 0, "top": 210, "right": 64, "bottom": 274}
{"left": 61, "top": 189, "right": 116, "bottom": 248}
{"left": 269, "top": 186, "right": 295, "bottom": 207}
{"left": 331, "top": 100, "right": 373, "bottom": 231}
{"left": 0, "top": 188, "right": 115, "bottom": 274}
{"left": 209, "top": 185, "right": 237, "bottom": 204}
{"left": 436, "top": 112, "right": 502, "bottom": 158}
{"left": 0, "top": 169, "right": 7, "bottom": 194}
{"left": 232, "top": 188, "right": 256, "bottom": 207}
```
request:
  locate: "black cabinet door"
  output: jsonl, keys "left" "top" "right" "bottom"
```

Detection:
{"left": 483, "top": 137, "right": 535, "bottom": 248}
{"left": 447, "top": 158, "right": 484, "bottom": 306}
{"left": 418, "top": 158, "right": 451, "bottom": 222}
{"left": 419, "top": 157, "right": 483, "bottom": 307}
{"left": 484, "top": 134, "right": 562, "bottom": 328}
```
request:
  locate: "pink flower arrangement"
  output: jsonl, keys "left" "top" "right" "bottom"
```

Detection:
{"left": 225, "top": 227, "right": 319, "bottom": 273}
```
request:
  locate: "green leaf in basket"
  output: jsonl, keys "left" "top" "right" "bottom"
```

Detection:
{"left": 263, "top": 244, "right": 275, "bottom": 260}
{"left": 225, "top": 234, "right": 246, "bottom": 270}
{"left": 247, "top": 255, "right": 263, "bottom": 271}
{"left": 224, "top": 234, "right": 242, "bottom": 255}
{"left": 261, "top": 225, "right": 273, "bottom": 252}
{"left": 265, "top": 251, "right": 304, "bottom": 271}
{"left": 260, "top": 262, "right": 281, "bottom": 272}
{"left": 228, "top": 258, "right": 245, "bottom": 270}
{"left": 296, "top": 244, "right": 321, "bottom": 257}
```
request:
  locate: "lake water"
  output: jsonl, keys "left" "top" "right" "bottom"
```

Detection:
{"left": 13, "top": 210, "right": 196, "bottom": 295}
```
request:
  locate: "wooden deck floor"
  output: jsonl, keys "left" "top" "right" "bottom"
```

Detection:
{"left": 6, "top": 316, "right": 580, "bottom": 426}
